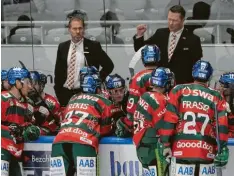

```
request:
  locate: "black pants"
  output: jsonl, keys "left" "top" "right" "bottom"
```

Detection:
{"left": 56, "top": 87, "right": 82, "bottom": 107}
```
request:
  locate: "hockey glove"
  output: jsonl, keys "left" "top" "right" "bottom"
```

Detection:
{"left": 9, "top": 123, "right": 24, "bottom": 144}
{"left": 157, "top": 141, "right": 172, "bottom": 164}
{"left": 214, "top": 146, "right": 229, "bottom": 167}
{"left": 34, "top": 106, "right": 50, "bottom": 125}
{"left": 115, "top": 117, "right": 132, "bottom": 137}
{"left": 23, "top": 125, "right": 40, "bottom": 142}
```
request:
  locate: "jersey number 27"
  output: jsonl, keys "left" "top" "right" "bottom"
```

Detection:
{"left": 183, "top": 111, "right": 209, "bottom": 136}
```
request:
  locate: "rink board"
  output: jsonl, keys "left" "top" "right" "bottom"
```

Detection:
{"left": 22, "top": 137, "right": 234, "bottom": 176}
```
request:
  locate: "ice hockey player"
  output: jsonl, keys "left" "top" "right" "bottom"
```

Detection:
{"left": 133, "top": 67, "right": 173, "bottom": 175}
{"left": 159, "top": 60, "right": 229, "bottom": 176}
{"left": 1, "top": 67, "right": 40, "bottom": 176}
{"left": 1, "top": 69, "right": 11, "bottom": 91}
{"left": 50, "top": 73, "right": 113, "bottom": 176}
{"left": 104, "top": 74, "right": 129, "bottom": 135}
{"left": 126, "top": 45, "right": 161, "bottom": 132}
{"left": 218, "top": 72, "right": 234, "bottom": 137}
{"left": 28, "top": 71, "right": 63, "bottom": 135}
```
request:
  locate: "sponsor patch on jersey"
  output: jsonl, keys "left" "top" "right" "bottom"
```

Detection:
{"left": 174, "top": 151, "right": 183, "bottom": 156}
{"left": 199, "top": 163, "right": 216, "bottom": 176}
{"left": 1, "top": 160, "right": 9, "bottom": 176}
{"left": 80, "top": 137, "right": 93, "bottom": 145}
{"left": 77, "top": 156, "right": 96, "bottom": 176}
{"left": 50, "top": 156, "right": 66, "bottom": 176}
{"left": 175, "top": 163, "right": 195, "bottom": 176}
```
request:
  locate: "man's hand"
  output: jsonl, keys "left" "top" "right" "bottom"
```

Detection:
{"left": 136, "top": 24, "right": 147, "bottom": 38}
{"left": 214, "top": 146, "right": 229, "bottom": 167}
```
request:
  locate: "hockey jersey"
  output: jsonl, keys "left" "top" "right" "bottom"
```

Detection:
{"left": 133, "top": 91, "right": 167, "bottom": 147}
{"left": 127, "top": 69, "right": 153, "bottom": 123}
{"left": 1, "top": 91, "right": 34, "bottom": 158}
{"left": 53, "top": 93, "right": 112, "bottom": 152}
{"left": 160, "top": 83, "right": 228, "bottom": 163}
{"left": 28, "top": 93, "right": 63, "bottom": 135}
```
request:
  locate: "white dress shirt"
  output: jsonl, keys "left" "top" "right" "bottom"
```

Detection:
{"left": 167, "top": 27, "right": 184, "bottom": 53}
{"left": 64, "top": 40, "right": 86, "bottom": 89}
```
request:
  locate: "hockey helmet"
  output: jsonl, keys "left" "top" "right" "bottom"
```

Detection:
{"left": 8, "top": 67, "right": 31, "bottom": 85}
{"left": 192, "top": 60, "right": 213, "bottom": 82}
{"left": 80, "top": 66, "right": 99, "bottom": 82}
{"left": 81, "top": 74, "right": 101, "bottom": 94}
{"left": 219, "top": 72, "right": 234, "bottom": 88}
{"left": 151, "top": 67, "right": 173, "bottom": 90}
{"left": 141, "top": 45, "right": 161, "bottom": 66}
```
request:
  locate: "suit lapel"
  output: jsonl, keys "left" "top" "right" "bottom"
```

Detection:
{"left": 162, "top": 29, "right": 170, "bottom": 64}
{"left": 65, "top": 40, "right": 71, "bottom": 59}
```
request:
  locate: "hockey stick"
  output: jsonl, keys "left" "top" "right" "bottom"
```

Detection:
{"left": 214, "top": 102, "right": 223, "bottom": 176}
{"left": 155, "top": 147, "right": 170, "bottom": 176}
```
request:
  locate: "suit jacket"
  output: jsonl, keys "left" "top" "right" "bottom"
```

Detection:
{"left": 133, "top": 28, "right": 203, "bottom": 84}
{"left": 54, "top": 38, "right": 114, "bottom": 104}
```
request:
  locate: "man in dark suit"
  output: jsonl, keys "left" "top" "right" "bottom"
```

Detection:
{"left": 133, "top": 5, "right": 202, "bottom": 84}
{"left": 54, "top": 16, "right": 114, "bottom": 106}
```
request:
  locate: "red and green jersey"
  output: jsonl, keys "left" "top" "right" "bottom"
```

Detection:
{"left": 53, "top": 93, "right": 112, "bottom": 152}
{"left": 133, "top": 91, "right": 167, "bottom": 147}
{"left": 160, "top": 83, "right": 228, "bottom": 163}
{"left": 38, "top": 93, "right": 63, "bottom": 135}
{"left": 127, "top": 69, "right": 153, "bottom": 123}
{"left": 1, "top": 91, "right": 34, "bottom": 158}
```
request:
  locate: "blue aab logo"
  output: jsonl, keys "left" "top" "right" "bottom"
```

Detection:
{"left": 177, "top": 166, "right": 194, "bottom": 175}
{"left": 110, "top": 151, "right": 156, "bottom": 176}
{"left": 200, "top": 165, "right": 216, "bottom": 175}
{"left": 1, "top": 162, "right": 9, "bottom": 172}
{"left": 50, "top": 158, "right": 63, "bottom": 168}
{"left": 79, "top": 159, "right": 95, "bottom": 168}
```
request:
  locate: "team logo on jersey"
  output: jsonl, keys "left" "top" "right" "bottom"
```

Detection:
{"left": 182, "top": 87, "right": 192, "bottom": 96}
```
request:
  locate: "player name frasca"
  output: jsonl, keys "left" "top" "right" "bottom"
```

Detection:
{"left": 182, "top": 101, "right": 209, "bottom": 112}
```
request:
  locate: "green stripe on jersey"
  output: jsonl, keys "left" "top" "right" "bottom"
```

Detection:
{"left": 166, "top": 103, "right": 178, "bottom": 114}
{"left": 162, "top": 122, "right": 175, "bottom": 130}
{"left": 219, "top": 125, "right": 228, "bottom": 134}
{"left": 137, "top": 74, "right": 151, "bottom": 88}
{"left": 101, "top": 117, "right": 112, "bottom": 126}
{"left": 135, "top": 93, "right": 159, "bottom": 122}
{"left": 6, "top": 106, "right": 29, "bottom": 118}
{"left": 1, "top": 129, "right": 13, "bottom": 140}
{"left": 142, "top": 92, "right": 159, "bottom": 110}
